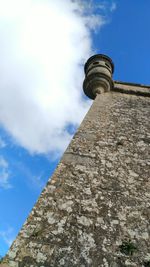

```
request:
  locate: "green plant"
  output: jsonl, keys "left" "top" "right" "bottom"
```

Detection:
{"left": 30, "top": 228, "right": 43, "bottom": 238}
{"left": 144, "top": 261, "right": 150, "bottom": 267}
{"left": 119, "top": 240, "right": 137, "bottom": 256}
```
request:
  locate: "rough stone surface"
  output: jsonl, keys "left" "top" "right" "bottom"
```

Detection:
{"left": 2, "top": 87, "right": 150, "bottom": 267}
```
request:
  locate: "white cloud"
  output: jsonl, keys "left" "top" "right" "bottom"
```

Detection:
{"left": 0, "top": 0, "right": 112, "bottom": 156}
{"left": 0, "top": 156, "right": 11, "bottom": 189}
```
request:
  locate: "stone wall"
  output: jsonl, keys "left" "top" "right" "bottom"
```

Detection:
{"left": 2, "top": 84, "right": 150, "bottom": 267}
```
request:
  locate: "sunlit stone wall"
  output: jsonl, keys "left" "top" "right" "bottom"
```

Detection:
{"left": 2, "top": 82, "right": 150, "bottom": 267}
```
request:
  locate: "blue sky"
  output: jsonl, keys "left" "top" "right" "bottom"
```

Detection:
{"left": 0, "top": 0, "right": 150, "bottom": 257}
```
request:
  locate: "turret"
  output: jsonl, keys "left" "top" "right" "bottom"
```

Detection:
{"left": 83, "top": 54, "right": 114, "bottom": 99}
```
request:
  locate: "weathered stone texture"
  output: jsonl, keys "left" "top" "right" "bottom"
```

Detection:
{"left": 2, "top": 90, "right": 150, "bottom": 267}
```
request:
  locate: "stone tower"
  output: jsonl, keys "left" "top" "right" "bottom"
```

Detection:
{"left": 1, "top": 54, "right": 150, "bottom": 267}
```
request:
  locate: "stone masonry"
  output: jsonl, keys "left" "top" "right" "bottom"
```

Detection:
{"left": 1, "top": 55, "right": 150, "bottom": 267}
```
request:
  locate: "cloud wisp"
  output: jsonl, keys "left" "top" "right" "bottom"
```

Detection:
{"left": 0, "top": 137, "right": 6, "bottom": 148}
{"left": 0, "top": 0, "right": 114, "bottom": 156}
{"left": 0, "top": 156, "right": 11, "bottom": 189}
{"left": 0, "top": 227, "right": 15, "bottom": 247}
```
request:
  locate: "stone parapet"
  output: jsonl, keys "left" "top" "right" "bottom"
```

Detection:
{"left": 114, "top": 81, "right": 150, "bottom": 97}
